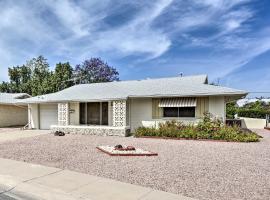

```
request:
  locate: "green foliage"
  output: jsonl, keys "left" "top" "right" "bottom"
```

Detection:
{"left": 226, "top": 100, "right": 270, "bottom": 119}
{"left": 135, "top": 113, "right": 260, "bottom": 142}
{"left": 0, "top": 56, "right": 119, "bottom": 96}
{"left": 27, "top": 56, "right": 52, "bottom": 96}
{"left": 197, "top": 112, "right": 222, "bottom": 134}
{"left": 238, "top": 109, "right": 269, "bottom": 119}
{"left": 226, "top": 101, "right": 239, "bottom": 119}
{"left": 0, "top": 82, "right": 11, "bottom": 93}
{"left": 51, "top": 62, "right": 73, "bottom": 92}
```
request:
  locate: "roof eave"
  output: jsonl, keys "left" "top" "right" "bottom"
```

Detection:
{"left": 127, "top": 92, "right": 248, "bottom": 98}
{"left": 24, "top": 97, "right": 128, "bottom": 104}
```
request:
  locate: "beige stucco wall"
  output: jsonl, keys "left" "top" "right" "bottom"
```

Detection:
{"left": 28, "top": 104, "right": 39, "bottom": 129}
{"left": 130, "top": 98, "right": 152, "bottom": 132}
{"left": 130, "top": 98, "right": 203, "bottom": 132}
{"left": 195, "top": 97, "right": 209, "bottom": 118}
{"left": 28, "top": 96, "right": 227, "bottom": 131}
{"left": 0, "top": 104, "right": 28, "bottom": 127}
{"left": 240, "top": 117, "right": 266, "bottom": 129}
{"left": 69, "top": 102, "right": 80, "bottom": 125}
{"left": 130, "top": 96, "right": 226, "bottom": 132}
{"left": 208, "top": 96, "right": 225, "bottom": 121}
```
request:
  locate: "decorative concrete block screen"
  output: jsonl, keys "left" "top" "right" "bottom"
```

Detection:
{"left": 113, "top": 100, "right": 126, "bottom": 127}
{"left": 58, "top": 103, "right": 69, "bottom": 126}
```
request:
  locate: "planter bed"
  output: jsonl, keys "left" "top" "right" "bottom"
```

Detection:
{"left": 96, "top": 146, "right": 158, "bottom": 156}
{"left": 136, "top": 136, "right": 245, "bottom": 143}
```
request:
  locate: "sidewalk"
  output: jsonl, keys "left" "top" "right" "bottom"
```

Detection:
{"left": 0, "top": 158, "right": 195, "bottom": 200}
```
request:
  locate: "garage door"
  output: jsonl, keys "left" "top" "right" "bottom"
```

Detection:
{"left": 40, "top": 104, "right": 58, "bottom": 129}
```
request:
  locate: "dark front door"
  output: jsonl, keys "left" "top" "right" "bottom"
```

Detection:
{"left": 87, "top": 102, "right": 100, "bottom": 125}
{"left": 102, "top": 102, "right": 108, "bottom": 125}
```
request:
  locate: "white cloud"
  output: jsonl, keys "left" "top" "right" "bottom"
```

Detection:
{"left": 0, "top": 0, "right": 268, "bottom": 82}
{"left": 90, "top": 0, "right": 173, "bottom": 58}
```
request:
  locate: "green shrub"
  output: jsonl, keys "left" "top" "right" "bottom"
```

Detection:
{"left": 238, "top": 109, "right": 269, "bottom": 119}
{"left": 134, "top": 113, "right": 260, "bottom": 142}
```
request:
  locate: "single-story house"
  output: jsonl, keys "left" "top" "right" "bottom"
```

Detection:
{"left": 24, "top": 75, "right": 247, "bottom": 136}
{"left": 0, "top": 93, "right": 31, "bottom": 127}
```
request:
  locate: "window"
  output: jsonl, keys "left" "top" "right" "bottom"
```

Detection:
{"left": 163, "top": 107, "right": 178, "bottom": 117}
{"left": 163, "top": 107, "right": 195, "bottom": 118}
{"left": 80, "top": 102, "right": 108, "bottom": 125}
{"left": 179, "top": 107, "right": 195, "bottom": 117}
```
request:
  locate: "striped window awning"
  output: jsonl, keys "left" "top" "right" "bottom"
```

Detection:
{"left": 158, "top": 98, "right": 197, "bottom": 107}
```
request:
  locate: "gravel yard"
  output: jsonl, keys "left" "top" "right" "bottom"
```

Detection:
{"left": 0, "top": 129, "right": 269, "bottom": 200}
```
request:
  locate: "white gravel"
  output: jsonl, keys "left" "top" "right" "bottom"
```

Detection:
{"left": 0, "top": 129, "right": 269, "bottom": 200}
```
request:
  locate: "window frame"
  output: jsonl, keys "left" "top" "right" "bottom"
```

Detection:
{"left": 79, "top": 102, "right": 109, "bottom": 125}
{"left": 162, "top": 107, "right": 195, "bottom": 118}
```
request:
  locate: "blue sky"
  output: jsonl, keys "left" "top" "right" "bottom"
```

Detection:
{"left": 0, "top": 0, "right": 269, "bottom": 97}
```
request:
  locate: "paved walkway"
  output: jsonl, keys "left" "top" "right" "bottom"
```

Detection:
{"left": 0, "top": 129, "right": 48, "bottom": 143}
{"left": 0, "top": 158, "right": 194, "bottom": 200}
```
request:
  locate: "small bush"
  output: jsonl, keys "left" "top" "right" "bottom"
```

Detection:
{"left": 135, "top": 113, "right": 260, "bottom": 142}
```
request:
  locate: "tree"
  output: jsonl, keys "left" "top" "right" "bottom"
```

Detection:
{"left": 8, "top": 66, "right": 21, "bottom": 91}
{"left": 74, "top": 58, "right": 119, "bottom": 84}
{"left": 0, "top": 56, "right": 120, "bottom": 96}
{"left": 0, "top": 81, "right": 11, "bottom": 93}
{"left": 19, "top": 65, "right": 32, "bottom": 94}
{"left": 51, "top": 62, "right": 73, "bottom": 92}
{"left": 26, "top": 56, "right": 52, "bottom": 96}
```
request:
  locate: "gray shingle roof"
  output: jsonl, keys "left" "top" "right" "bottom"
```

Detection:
{"left": 0, "top": 93, "right": 31, "bottom": 105}
{"left": 24, "top": 75, "right": 247, "bottom": 103}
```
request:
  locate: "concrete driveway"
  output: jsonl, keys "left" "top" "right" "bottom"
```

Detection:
{"left": 0, "top": 128, "right": 48, "bottom": 143}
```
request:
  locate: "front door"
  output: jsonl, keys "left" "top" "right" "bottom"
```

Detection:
{"left": 102, "top": 102, "right": 108, "bottom": 125}
{"left": 87, "top": 102, "right": 100, "bottom": 125}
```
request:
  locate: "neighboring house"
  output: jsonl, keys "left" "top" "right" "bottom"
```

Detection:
{"left": 0, "top": 93, "right": 31, "bottom": 127}
{"left": 25, "top": 75, "right": 247, "bottom": 136}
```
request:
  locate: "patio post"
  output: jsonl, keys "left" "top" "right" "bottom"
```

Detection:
{"left": 112, "top": 100, "right": 126, "bottom": 127}
{"left": 58, "top": 103, "right": 69, "bottom": 126}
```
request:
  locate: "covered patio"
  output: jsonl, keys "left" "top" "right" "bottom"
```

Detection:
{"left": 55, "top": 100, "right": 130, "bottom": 136}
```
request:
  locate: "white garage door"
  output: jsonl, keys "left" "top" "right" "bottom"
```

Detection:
{"left": 40, "top": 104, "right": 58, "bottom": 129}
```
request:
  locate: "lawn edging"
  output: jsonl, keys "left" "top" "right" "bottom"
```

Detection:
{"left": 135, "top": 136, "right": 256, "bottom": 143}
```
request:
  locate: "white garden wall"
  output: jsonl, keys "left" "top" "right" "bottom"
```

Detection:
{"left": 240, "top": 117, "right": 266, "bottom": 129}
